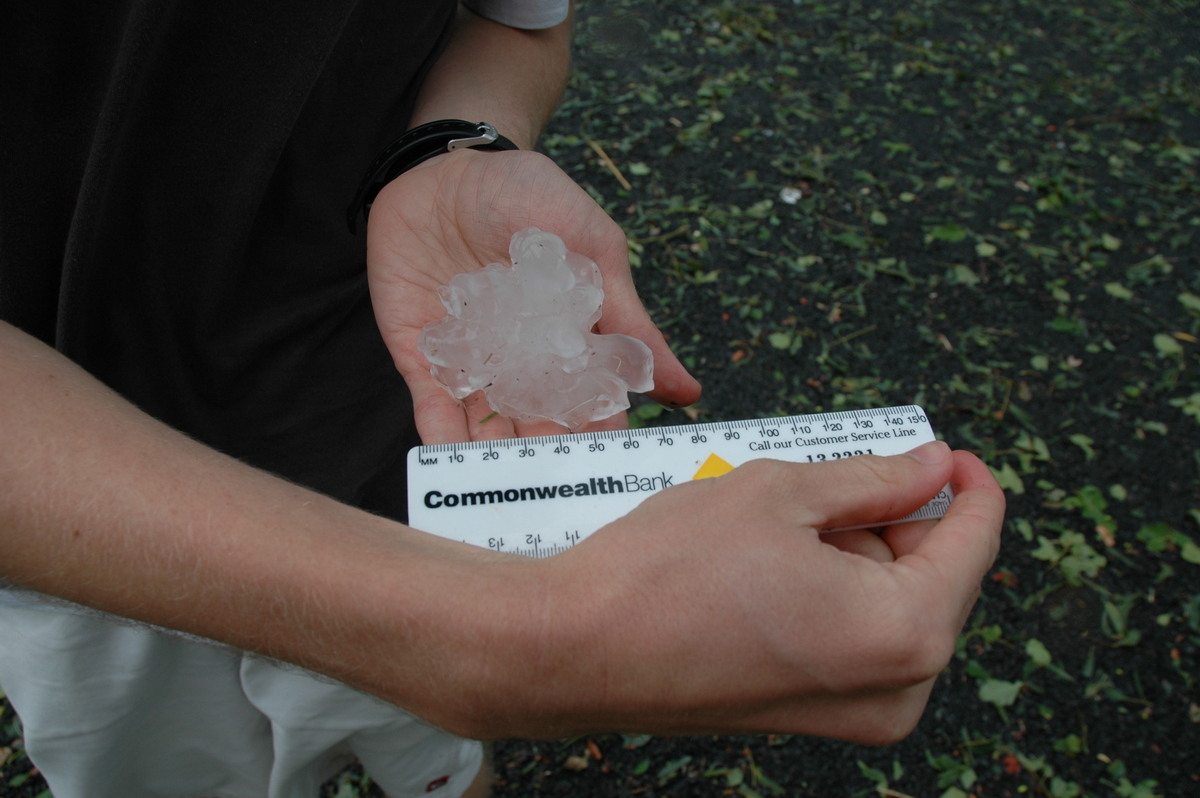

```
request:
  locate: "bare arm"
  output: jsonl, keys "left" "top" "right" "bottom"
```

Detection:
{"left": 0, "top": 321, "right": 1004, "bottom": 741}
{"left": 0, "top": 320, "right": 540, "bottom": 729}
{"left": 409, "top": 2, "right": 575, "bottom": 147}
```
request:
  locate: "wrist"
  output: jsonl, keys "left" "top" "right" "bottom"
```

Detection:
{"left": 332, "top": 532, "right": 562, "bottom": 739}
{"left": 347, "top": 119, "right": 518, "bottom": 233}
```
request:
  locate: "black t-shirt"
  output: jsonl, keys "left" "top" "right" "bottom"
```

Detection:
{"left": 1, "top": 1, "right": 457, "bottom": 520}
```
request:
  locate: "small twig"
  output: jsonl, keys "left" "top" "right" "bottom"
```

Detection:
{"left": 995, "top": 375, "right": 1014, "bottom": 421}
{"left": 830, "top": 324, "right": 878, "bottom": 347}
{"left": 586, "top": 139, "right": 633, "bottom": 190}
{"left": 631, "top": 224, "right": 691, "bottom": 245}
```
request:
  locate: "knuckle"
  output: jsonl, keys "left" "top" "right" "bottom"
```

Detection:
{"left": 867, "top": 608, "right": 955, "bottom": 687}
{"left": 859, "top": 696, "right": 930, "bottom": 746}
{"left": 733, "top": 459, "right": 801, "bottom": 505}
{"left": 732, "top": 458, "right": 778, "bottom": 481}
{"left": 850, "top": 453, "right": 907, "bottom": 493}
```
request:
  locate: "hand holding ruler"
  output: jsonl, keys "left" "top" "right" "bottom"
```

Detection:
{"left": 407, "top": 405, "right": 953, "bottom": 557}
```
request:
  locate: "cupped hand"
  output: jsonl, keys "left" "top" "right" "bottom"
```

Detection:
{"left": 503, "top": 442, "right": 1005, "bottom": 743}
{"left": 365, "top": 148, "right": 702, "bottom": 444}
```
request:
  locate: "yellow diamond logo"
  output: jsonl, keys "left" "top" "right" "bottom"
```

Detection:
{"left": 693, "top": 453, "right": 735, "bottom": 480}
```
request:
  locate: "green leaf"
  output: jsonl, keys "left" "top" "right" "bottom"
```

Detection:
{"left": 629, "top": 403, "right": 666, "bottom": 427}
{"left": 1051, "top": 315, "right": 1087, "bottom": 336}
{"left": 1031, "top": 535, "right": 1062, "bottom": 563}
{"left": 949, "top": 264, "right": 980, "bottom": 286}
{"left": 990, "top": 462, "right": 1025, "bottom": 494}
{"left": 1026, "top": 638, "right": 1052, "bottom": 667}
{"left": 768, "top": 331, "right": 793, "bottom": 349}
{"left": 1054, "top": 734, "right": 1086, "bottom": 756}
{"left": 622, "top": 733, "right": 653, "bottom": 748}
{"left": 1069, "top": 434, "right": 1096, "bottom": 460}
{"left": 1169, "top": 393, "right": 1200, "bottom": 422}
{"left": 1154, "top": 333, "right": 1184, "bottom": 357}
{"left": 832, "top": 231, "right": 869, "bottom": 251}
{"left": 1061, "top": 544, "right": 1107, "bottom": 584}
{"left": 856, "top": 760, "right": 887, "bottom": 786}
{"left": 979, "top": 678, "right": 1023, "bottom": 708}
{"left": 1101, "top": 233, "right": 1122, "bottom": 251}
{"left": 927, "top": 222, "right": 969, "bottom": 243}
{"left": 1137, "top": 522, "right": 1178, "bottom": 552}
{"left": 1181, "top": 540, "right": 1200, "bottom": 565}
{"left": 1049, "top": 777, "right": 1084, "bottom": 797}
{"left": 657, "top": 755, "right": 692, "bottom": 784}
{"left": 1066, "top": 484, "right": 1109, "bottom": 523}
{"left": 1104, "top": 282, "right": 1133, "bottom": 300}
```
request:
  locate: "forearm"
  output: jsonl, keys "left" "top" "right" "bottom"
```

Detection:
{"left": 409, "top": 3, "right": 574, "bottom": 147}
{"left": 0, "top": 321, "right": 542, "bottom": 733}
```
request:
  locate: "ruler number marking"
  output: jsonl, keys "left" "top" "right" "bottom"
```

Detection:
{"left": 409, "top": 406, "right": 948, "bottom": 558}
{"left": 806, "top": 448, "right": 874, "bottom": 463}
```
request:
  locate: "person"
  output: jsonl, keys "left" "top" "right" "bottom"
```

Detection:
{"left": 0, "top": 2, "right": 1006, "bottom": 797}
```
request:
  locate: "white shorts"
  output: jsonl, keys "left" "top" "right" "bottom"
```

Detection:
{"left": 0, "top": 602, "right": 483, "bottom": 798}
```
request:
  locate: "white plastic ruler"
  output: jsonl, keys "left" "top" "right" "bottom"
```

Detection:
{"left": 407, "top": 405, "right": 953, "bottom": 557}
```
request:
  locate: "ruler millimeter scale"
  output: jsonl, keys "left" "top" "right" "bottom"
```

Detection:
{"left": 407, "top": 405, "right": 953, "bottom": 558}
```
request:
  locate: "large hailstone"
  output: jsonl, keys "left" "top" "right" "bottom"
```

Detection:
{"left": 417, "top": 228, "right": 654, "bottom": 429}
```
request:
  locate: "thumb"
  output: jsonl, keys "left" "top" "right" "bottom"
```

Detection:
{"left": 779, "top": 441, "right": 956, "bottom": 531}
{"left": 596, "top": 272, "right": 702, "bottom": 410}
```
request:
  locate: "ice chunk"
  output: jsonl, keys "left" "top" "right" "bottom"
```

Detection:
{"left": 417, "top": 228, "right": 654, "bottom": 428}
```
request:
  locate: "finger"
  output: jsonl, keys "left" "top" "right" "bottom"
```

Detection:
{"left": 893, "top": 451, "right": 1005, "bottom": 608}
{"left": 578, "top": 411, "right": 630, "bottom": 434}
{"left": 511, "top": 417, "right": 571, "bottom": 439}
{"left": 821, "top": 529, "right": 896, "bottom": 563}
{"left": 410, "top": 378, "right": 472, "bottom": 445}
{"left": 592, "top": 265, "right": 702, "bottom": 410}
{"left": 603, "top": 310, "right": 702, "bottom": 409}
{"left": 462, "top": 392, "right": 518, "bottom": 441}
{"left": 506, "top": 407, "right": 630, "bottom": 440}
{"left": 878, "top": 518, "right": 938, "bottom": 559}
{"left": 778, "top": 441, "right": 956, "bottom": 531}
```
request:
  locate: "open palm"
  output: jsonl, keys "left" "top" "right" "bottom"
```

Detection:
{"left": 366, "top": 148, "right": 701, "bottom": 444}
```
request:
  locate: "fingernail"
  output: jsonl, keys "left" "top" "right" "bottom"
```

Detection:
{"left": 907, "top": 440, "right": 950, "bottom": 465}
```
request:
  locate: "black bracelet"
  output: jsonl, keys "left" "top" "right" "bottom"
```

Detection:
{"left": 346, "top": 119, "right": 519, "bottom": 233}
